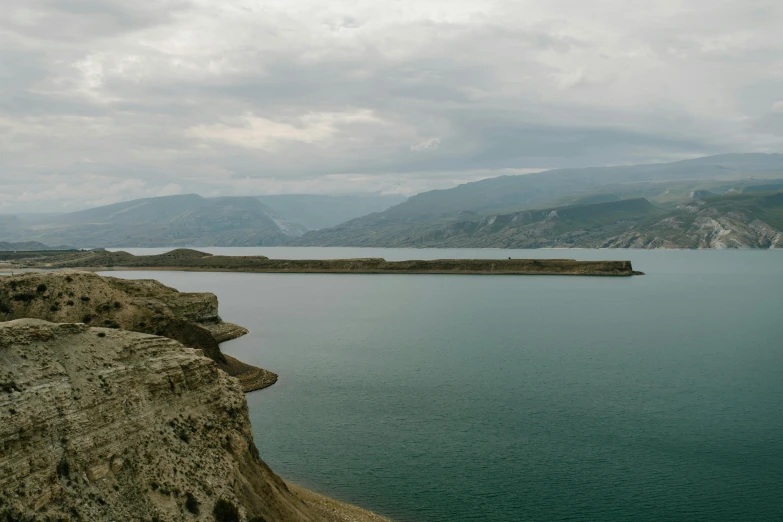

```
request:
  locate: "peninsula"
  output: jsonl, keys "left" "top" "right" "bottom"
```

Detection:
{"left": 1, "top": 248, "right": 644, "bottom": 276}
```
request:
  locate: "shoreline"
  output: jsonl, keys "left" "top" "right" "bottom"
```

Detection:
{"left": 216, "top": 326, "right": 388, "bottom": 519}
{"left": 92, "top": 265, "right": 644, "bottom": 276}
{"left": 287, "top": 483, "right": 390, "bottom": 522}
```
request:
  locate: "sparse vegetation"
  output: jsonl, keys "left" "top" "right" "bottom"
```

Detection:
{"left": 82, "top": 314, "right": 92, "bottom": 324}
{"left": 1, "top": 379, "right": 20, "bottom": 393}
{"left": 56, "top": 458, "right": 70, "bottom": 479}
{"left": 213, "top": 499, "right": 239, "bottom": 522}
{"left": 184, "top": 493, "right": 200, "bottom": 515}
{"left": 177, "top": 429, "right": 190, "bottom": 444}
{"left": 12, "top": 293, "right": 35, "bottom": 303}
{"left": 36, "top": 284, "right": 47, "bottom": 293}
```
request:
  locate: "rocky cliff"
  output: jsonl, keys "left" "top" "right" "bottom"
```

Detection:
{"left": 0, "top": 272, "right": 275, "bottom": 392}
{"left": 0, "top": 319, "right": 317, "bottom": 521}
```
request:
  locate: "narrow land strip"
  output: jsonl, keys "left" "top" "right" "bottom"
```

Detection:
{"left": 3, "top": 248, "right": 644, "bottom": 276}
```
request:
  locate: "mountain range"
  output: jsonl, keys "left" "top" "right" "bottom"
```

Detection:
{"left": 0, "top": 194, "right": 404, "bottom": 248}
{"left": 3, "top": 154, "right": 783, "bottom": 249}
{"left": 292, "top": 153, "right": 783, "bottom": 249}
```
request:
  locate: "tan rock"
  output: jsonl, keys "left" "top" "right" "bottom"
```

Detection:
{"left": 0, "top": 319, "right": 314, "bottom": 521}
{"left": 0, "top": 272, "right": 276, "bottom": 391}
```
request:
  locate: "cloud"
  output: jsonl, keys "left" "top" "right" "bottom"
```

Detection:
{"left": 189, "top": 110, "right": 383, "bottom": 151}
{"left": 411, "top": 138, "right": 441, "bottom": 152}
{"left": 0, "top": 175, "right": 181, "bottom": 211}
{"left": 0, "top": 0, "right": 782, "bottom": 212}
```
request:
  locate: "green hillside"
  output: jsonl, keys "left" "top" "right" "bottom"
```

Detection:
{"left": 294, "top": 154, "right": 783, "bottom": 248}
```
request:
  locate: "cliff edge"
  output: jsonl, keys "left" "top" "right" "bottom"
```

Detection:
{"left": 0, "top": 319, "right": 314, "bottom": 521}
{"left": 0, "top": 272, "right": 275, "bottom": 392}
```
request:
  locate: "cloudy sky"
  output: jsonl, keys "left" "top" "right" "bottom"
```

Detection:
{"left": 2, "top": 0, "right": 782, "bottom": 212}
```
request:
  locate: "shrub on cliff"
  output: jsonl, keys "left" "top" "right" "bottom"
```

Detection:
{"left": 184, "top": 493, "right": 200, "bottom": 515}
{"left": 213, "top": 499, "right": 239, "bottom": 522}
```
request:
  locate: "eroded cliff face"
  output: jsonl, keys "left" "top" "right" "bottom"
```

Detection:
{"left": 0, "top": 319, "right": 316, "bottom": 522}
{"left": 0, "top": 272, "right": 275, "bottom": 392}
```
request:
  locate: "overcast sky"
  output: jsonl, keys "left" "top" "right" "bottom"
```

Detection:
{"left": 2, "top": 0, "right": 782, "bottom": 212}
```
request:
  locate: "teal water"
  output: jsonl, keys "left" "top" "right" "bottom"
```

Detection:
{"left": 107, "top": 249, "right": 783, "bottom": 521}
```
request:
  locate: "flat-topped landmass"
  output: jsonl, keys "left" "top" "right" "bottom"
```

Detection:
{"left": 0, "top": 271, "right": 275, "bottom": 392}
{"left": 3, "top": 248, "right": 644, "bottom": 276}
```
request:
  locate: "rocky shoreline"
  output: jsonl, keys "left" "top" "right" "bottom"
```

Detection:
{"left": 286, "top": 484, "right": 389, "bottom": 522}
{"left": 0, "top": 319, "right": 388, "bottom": 521}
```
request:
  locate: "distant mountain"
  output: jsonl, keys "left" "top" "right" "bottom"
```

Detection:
{"left": 293, "top": 154, "right": 783, "bottom": 248}
{"left": 256, "top": 194, "right": 406, "bottom": 230}
{"left": 603, "top": 191, "right": 783, "bottom": 249}
{"left": 0, "top": 241, "right": 74, "bottom": 251}
{"left": 294, "top": 191, "right": 783, "bottom": 249}
{"left": 7, "top": 195, "right": 293, "bottom": 248}
{"left": 4, "top": 154, "right": 783, "bottom": 250}
{"left": 0, "top": 193, "right": 406, "bottom": 249}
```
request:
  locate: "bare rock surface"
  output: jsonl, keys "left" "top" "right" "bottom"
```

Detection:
{"left": 0, "top": 319, "right": 315, "bottom": 521}
{"left": 0, "top": 272, "right": 275, "bottom": 392}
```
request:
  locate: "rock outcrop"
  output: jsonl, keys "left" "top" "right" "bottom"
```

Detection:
{"left": 0, "top": 319, "right": 316, "bottom": 521}
{"left": 0, "top": 272, "right": 276, "bottom": 392}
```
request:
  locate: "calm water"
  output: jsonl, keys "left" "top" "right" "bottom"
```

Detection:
{"left": 106, "top": 248, "right": 783, "bottom": 521}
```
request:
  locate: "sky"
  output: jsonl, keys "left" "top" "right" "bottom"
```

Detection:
{"left": 1, "top": 0, "right": 782, "bottom": 212}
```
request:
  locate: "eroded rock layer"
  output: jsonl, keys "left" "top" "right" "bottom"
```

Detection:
{"left": 0, "top": 272, "right": 275, "bottom": 392}
{"left": 0, "top": 319, "right": 315, "bottom": 522}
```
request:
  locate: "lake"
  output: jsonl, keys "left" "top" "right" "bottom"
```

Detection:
{"left": 106, "top": 248, "right": 783, "bottom": 521}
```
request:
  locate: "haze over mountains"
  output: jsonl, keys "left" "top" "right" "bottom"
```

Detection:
{"left": 293, "top": 153, "right": 783, "bottom": 249}
{"left": 3, "top": 154, "right": 783, "bottom": 249}
{"left": 0, "top": 194, "right": 404, "bottom": 248}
